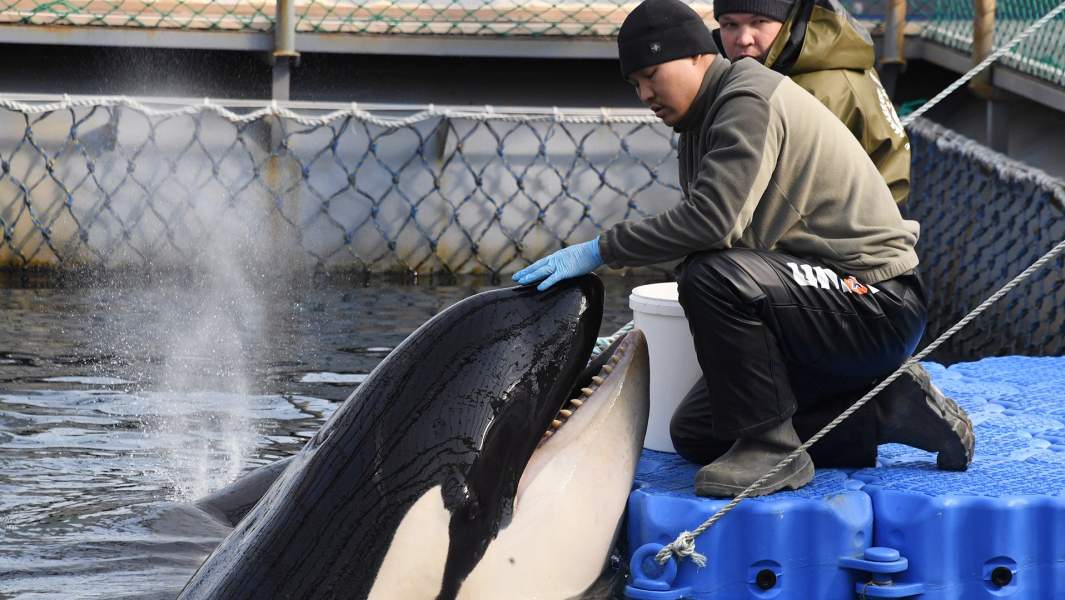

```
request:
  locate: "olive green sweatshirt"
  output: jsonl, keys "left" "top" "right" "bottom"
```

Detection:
{"left": 598, "top": 56, "right": 919, "bottom": 284}
{"left": 761, "top": 0, "right": 911, "bottom": 204}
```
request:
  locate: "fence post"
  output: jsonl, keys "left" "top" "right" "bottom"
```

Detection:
{"left": 970, "top": 0, "right": 1009, "bottom": 152}
{"left": 971, "top": 0, "right": 995, "bottom": 95}
{"left": 879, "top": 0, "right": 908, "bottom": 95}
{"left": 273, "top": 0, "right": 300, "bottom": 101}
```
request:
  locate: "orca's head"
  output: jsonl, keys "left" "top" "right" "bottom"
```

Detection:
{"left": 373, "top": 275, "right": 652, "bottom": 600}
{"left": 179, "top": 274, "right": 650, "bottom": 600}
{"left": 361, "top": 274, "right": 650, "bottom": 600}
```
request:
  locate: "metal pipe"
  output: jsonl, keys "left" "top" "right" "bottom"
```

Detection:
{"left": 274, "top": 0, "right": 299, "bottom": 59}
{"left": 272, "top": 0, "right": 299, "bottom": 101}
{"left": 971, "top": 0, "right": 996, "bottom": 97}
{"left": 881, "top": 0, "right": 907, "bottom": 66}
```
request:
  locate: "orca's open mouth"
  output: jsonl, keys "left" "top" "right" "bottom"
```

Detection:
{"left": 539, "top": 332, "right": 634, "bottom": 448}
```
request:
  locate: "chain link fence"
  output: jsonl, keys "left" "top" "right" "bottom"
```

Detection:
{"left": 0, "top": 0, "right": 275, "bottom": 30}
{"left": 1, "top": 0, "right": 1063, "bottom": 82}
{"left": 293, "top": 0, "right": 707, "bottom": 36}
{"left": 2, "top": 0, "right": 1062, "bottom": 85}
{"left": 922, "top": 0, "right": 1065, "bottom": 85}
{"left": 0, "top": 0, "right": 713, "bottom": 36}
{"left": 0, "top": 99, "right": 679, "bottom": 274}
{"left": 1, "top": 98, "right": 1062, "bottom": 356}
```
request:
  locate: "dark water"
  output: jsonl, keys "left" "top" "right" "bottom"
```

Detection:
{"left": 0, "top": 272, "right": 665, "bottom": 599}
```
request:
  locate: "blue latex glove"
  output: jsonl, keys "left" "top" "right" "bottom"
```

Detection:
{"left": 513, "top": 237, "right": 603, "bottom": 291}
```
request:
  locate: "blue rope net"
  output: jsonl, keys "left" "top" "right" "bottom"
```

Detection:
{"left": 905, "top": 118, "right": 1065, "bottom": 359}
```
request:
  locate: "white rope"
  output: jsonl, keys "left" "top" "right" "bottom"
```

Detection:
{"left": 654, "top": 237, "right": 1065, "bottom": 567}
{"left": 0, "top": 95, "right": 662, "bottom": 128}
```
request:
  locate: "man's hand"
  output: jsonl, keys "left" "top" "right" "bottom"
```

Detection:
{"left": 513, "top": 238, "right": 603, "bottom": 291}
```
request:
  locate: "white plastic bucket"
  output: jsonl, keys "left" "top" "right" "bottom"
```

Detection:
{"left": 629, "top": 282, "right": 702, "bottom": 453}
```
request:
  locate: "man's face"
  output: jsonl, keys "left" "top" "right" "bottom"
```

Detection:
{"left": 626, "top": 56, "right": 709, "bottom": 127}
{"left": 717, "top": 13, "right": 784, "bottom": 62}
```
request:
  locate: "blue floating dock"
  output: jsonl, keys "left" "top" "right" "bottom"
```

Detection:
{"left": 625, "top": 356, "right": 1065, "bottom": 599}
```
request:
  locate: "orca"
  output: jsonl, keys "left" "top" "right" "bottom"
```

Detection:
{"left": 180, "top": 275, "right": 650, "bottom": 599}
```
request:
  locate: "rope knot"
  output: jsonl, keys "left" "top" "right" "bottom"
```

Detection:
{"left": 656, "top": 530, "right": 707, "bottom": 568}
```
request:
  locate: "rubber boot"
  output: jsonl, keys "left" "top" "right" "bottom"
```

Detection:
{"left": 694, "top": 417, "right": 814, "bottom": 498}
{"left": 876, "top": 363, "right": 975, "bottom": 470}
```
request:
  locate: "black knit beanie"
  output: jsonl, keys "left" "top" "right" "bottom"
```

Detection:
{"left": 713, "top": 0, "right": 794, "bottom": 21}
{"left": 618, "top": 0, "right": 716, "bottom": 76}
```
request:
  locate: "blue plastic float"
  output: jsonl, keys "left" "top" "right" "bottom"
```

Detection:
{"left": 624, "top": 356, "right": 1065, "bottom": 599}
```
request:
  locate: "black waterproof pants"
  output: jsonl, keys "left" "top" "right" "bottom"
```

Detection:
{"left": 669, "top": 248, "right": 928, "bottom": 468}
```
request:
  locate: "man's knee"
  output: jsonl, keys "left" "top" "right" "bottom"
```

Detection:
{"left": 677, "top": 250, "right": 727, "bottom": 304}
{"left": 677, "top": 249, "right": 762, "bottom": 311}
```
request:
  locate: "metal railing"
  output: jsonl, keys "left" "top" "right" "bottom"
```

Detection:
{"left": 922, "top": 0, "right": 1065, "bottom": 85}
{"left": 0, "top": 0, "right": 711, "bottom": 36}
{"left": 1, "top": 0, "right": 1062, "bottom": 87}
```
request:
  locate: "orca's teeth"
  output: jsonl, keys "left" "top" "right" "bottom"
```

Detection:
{"left": 541, "top": 334, "right": 634, "bottom": 448}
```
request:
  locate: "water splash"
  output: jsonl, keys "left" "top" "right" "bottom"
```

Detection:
{"left": 136, "top": 392, "right": 259, "bottom": 501}
{"left": 97, "top": 176, "right": 297, "bottom": 501}
{"left": 146, "top": 229, "right": 273, "bottom": 500}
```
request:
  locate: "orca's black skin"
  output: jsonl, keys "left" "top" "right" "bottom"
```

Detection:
{"left": 179, "top": 275, "right": 604, "bottom": 600}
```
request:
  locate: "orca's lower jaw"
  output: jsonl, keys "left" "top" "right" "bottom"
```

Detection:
{"left": 517, "top": 330, "right": 648, "bottom": 498}
{"left": 466, "top": 329, "right": 649, "bottom": 599}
